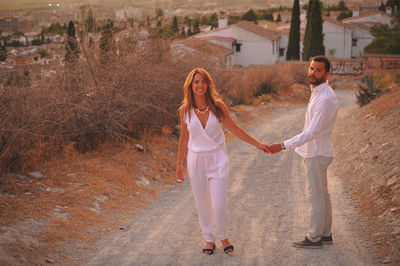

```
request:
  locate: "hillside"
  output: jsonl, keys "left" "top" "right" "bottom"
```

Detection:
{"left": 331, "top": 75, "right": 400, "bottom": 264}
{"left": 0, "top": 0, "right": 379, "bottom": 11}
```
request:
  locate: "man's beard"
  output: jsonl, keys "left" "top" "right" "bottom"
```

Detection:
{"left": 308, "top": 75, "right": 325, "bottom": 86}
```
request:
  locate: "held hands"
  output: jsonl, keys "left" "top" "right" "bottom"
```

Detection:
{"left": 267, "top": 143, "right": 283, "bottom": 154}
{"left": 256, "top": 142, "right": 283, "bottom": 154}
{"left": 256, "top": 142, "right": 271, "bottom": 154}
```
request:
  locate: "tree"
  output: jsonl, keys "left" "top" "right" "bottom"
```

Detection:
{"left": 210, "top": 13, "right": 218, "bottom": 28}
{"left": 65, "top": 21, "right": 79, "bottom": 65}
{"left": 365, "top": 12, "right": 400, "bottom": 54}
{"left": 193, "top": 19, "right": 200, "bottom": 34}
{"left": 180, "top": 26, "right": 186, "bottom": 36}
{"left": 184, "top": 16, "right": 191, "bottom": 25}
{"left": 37, "top": 48, "right": 48, "bottom": 57}
{"left": 379, "top": 2, "right": 386, "bottom": 12}
{"left": 242, "top": 9, "right": 257, "bottom": 22}
{"left": 302, "top": 0, "right": 313, "bottom": 60}
{"left": 100, "top": 20, "right": 115, "bottom": 55}
{"left": 67, "top": 20, "right": 76, "bottom": 37}
{"left": 172, "top": 16, "right": 178, "bottom": 33}
{"left": 86, "top": 8, "right": 95, "bottom": 33}
{"left": 0, "top": 41, "right": 7, "bottom": 62}
{"left": 286, "top": 0, "right": 300, "bottom": 60}
{"left": 32, "top": 39, "right": 42, "bottom": 45}
{"left": 337, "top": 10, "right": 353, "bottom": 20}
{"left": 89, "top": 36, "right": 93, "bottom": 47}
{"left": 156, "top": 8, "right": 164, "bottom": 19}
{"left": 9, "top": 40, "right": 24, "bottom": 47}
{"left": 228, "top": 15, "right": 242, "bottom": 24}
{"left": 276, "top": 13, "right": 282, "bottom": 22}
{"left": 258, "top": 10, "right": 273, "bottom": 21}
{"left": 303, "top": 0, "right": 325, "bottom": 61}
{"left": 337, "top": 0, "right": 348, "bottom": 11}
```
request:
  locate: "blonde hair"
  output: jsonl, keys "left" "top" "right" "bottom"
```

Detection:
{"left": 178, "top": 68, "right": 224, "bottom": 121}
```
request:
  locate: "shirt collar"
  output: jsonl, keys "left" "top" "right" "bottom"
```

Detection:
{"left": 310, "top": 81, "right": 329, "bottom": 95}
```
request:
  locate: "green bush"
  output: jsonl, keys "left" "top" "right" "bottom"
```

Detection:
{"left": 258, "top": 94, "right": 272, "bottom": 103}
{"left": 356, "top": 75, "right": 381, "bottom": 106}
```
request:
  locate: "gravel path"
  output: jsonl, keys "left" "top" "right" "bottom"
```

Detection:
{"left": 86, "top": 90, "right": 378, "bottom": 265}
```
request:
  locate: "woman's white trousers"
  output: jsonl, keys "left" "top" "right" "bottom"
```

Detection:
{"left": 187, "top": 147, "right": 230, "bottom": 243}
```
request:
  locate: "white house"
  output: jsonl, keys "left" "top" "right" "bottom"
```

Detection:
{"left": 45, "top": 34, "right": 65, "bottom": 43}
{"left": 195, "top": 20, "right": 281, "bottom": 66}
{"left": 291, "top": 17, "right": 374, "bottom": 59}
{"left": 115, "top": 7, "right": 142, "bottom": 20}
{"left": 349, "top": 23, "right": 375, "bottom": 58}
{"left": 323, "top": 18, "right": 353, "bottom": 59}
{"left": 172, "top": 37, "right": 233, "bottom": 68}
{"left": 9, "top": 35, "right": 27, "bottom": 46}
{"left": 342, "top": 11, "right": 392, "bottom": 27}
{"left": 323, "top": 18, "right": 375, "bottom": 59}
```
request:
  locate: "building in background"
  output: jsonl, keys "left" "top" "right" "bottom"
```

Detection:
{"left": 195, "top": 20, "right": 281, "bottom": 66}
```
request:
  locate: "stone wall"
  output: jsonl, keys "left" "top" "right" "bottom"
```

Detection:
{"left": 330, "top": 55, "right": 400, "bottom": 76}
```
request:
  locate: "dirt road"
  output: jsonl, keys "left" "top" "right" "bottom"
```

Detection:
{"left": 86, "top": 90, "right": 378, "bottom": 265}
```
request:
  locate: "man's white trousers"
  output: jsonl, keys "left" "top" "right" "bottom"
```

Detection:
{"left": 304, "top": 155, "right": 333, "bottom": 242}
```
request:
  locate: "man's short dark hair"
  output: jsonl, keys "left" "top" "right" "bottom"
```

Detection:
{"left": 312, "top": 55, "right": 331, "bottom": 73}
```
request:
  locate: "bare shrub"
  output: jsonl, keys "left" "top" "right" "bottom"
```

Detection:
{"left": 0, "top": 34, "right": 215, "bottom": 175}
{"left": 0, "top": 32, "right": 308, "bottom": 175}
{"left": 214, "top": 62, "right": 308, "bottom": 106}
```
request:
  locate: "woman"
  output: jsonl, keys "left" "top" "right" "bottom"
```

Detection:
{"left": 176, "top": 68, "right": 268, "bottom": 255}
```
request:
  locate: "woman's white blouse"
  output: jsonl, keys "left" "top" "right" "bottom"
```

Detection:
{"left": 185, "top": 108, "right": 225, "bottom": 153}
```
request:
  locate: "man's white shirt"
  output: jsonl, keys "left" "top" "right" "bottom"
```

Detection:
{"left": 283, "top": 81, "right": 339, "bottom": 158}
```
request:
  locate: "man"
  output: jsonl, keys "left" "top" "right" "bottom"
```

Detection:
{"left": 268, "top": 55, "right": 339, "bottom": 249}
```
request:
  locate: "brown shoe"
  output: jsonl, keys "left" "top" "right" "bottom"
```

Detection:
{"left": 292, "top": 237, "right": 323, "bottom": 249}
{"left": 321, "top": 234, "right": 333, "bottom": 244}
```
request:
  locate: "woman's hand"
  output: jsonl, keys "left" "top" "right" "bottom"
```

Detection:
{"left": 256, "top": 142, "right": 271, "bottom": 154}
{"left": 176, "top": 164, "right": 185, "bottom": 183}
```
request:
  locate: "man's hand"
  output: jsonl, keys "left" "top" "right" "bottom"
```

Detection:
{"left": 268, "top": 143, "right": 283, "bottom": 154}
{"left": 256, "top": 143, "right": 271, "bottom": 154}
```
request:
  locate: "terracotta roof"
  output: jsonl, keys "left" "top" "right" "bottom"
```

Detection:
{"left": 196, "top": 20, "right": 280, "bottom": 41}
{"left": 274, "top": 27, "right": 304, "bottom": 42}
{"left": 347, "top": 22, "right": 372, "bottom": 31}
{"left": 173, "top": 37, "right": 233, "bottom": 59}
{"left": 323, "top": 17, "right": 354, "bottom": 30}
{"left": 199, "top": 36, "right": 236, "bottom": 42}
{"left": 234, "top": 20, "right": 280, "bottom": 41}
{"left": 342, "top": 11, "right": 389, "bottom": 23}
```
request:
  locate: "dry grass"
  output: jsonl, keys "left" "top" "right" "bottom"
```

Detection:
{"left": 215, "top": 62, "right": 308, "bottom": 105}
{"left": 0, "top": 134, "right": 179, "bottom": 263}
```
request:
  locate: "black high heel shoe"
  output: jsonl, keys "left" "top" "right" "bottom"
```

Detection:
{"left": 202, "top": 243, "right": 216, "bottom": 255}
{"left": 224, "top": 245, "right": 234, "bottom": 256}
